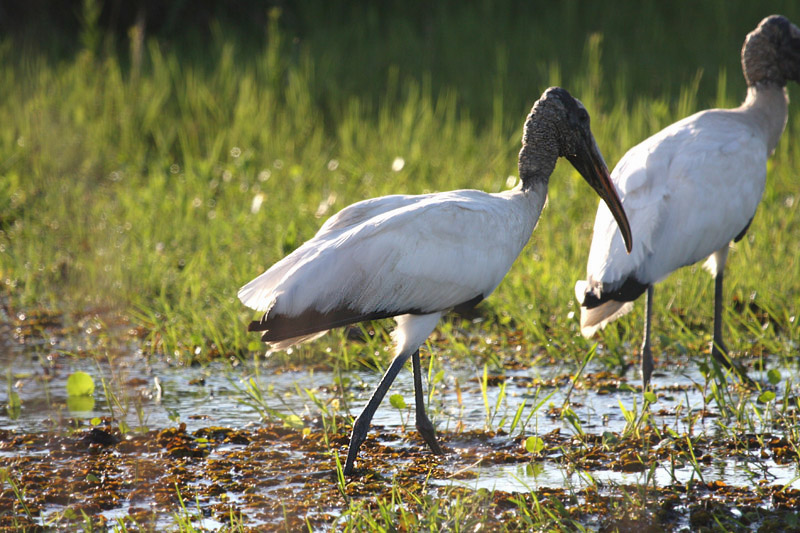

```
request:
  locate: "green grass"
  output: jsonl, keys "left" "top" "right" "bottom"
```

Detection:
{"left": 2, "top": 1, "right": 800, "bottom": 371}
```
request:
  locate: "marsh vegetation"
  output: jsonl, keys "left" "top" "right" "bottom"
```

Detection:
{"left": 2, "top": 1, "right": 800, "bottom": 530}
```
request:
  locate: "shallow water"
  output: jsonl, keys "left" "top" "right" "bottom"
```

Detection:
{"left": 2, "top": 312, "right": 799, "bottom": 529}
{"left": 3, "top": 327, "right": 798, "bottom": 487}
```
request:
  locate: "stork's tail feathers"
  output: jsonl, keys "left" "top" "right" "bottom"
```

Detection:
{"left": 579, "top": 300, "right": 635, "bottom": 337}
{"left": 262, "top": 331, "right": 328, "bottom": 352}
{"left": 574, "top": 279, "right": 638, "bottom": 338}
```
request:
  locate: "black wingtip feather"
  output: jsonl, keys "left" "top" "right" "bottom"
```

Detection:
{"left": 248, "top": 319, "right": 266, "bottom": 332}
{"left": 582, "top": 277, "right": 649, "bottom": 309}
{"left": 252, "top": 307, "right": 417, "bottom": 343}
{"left": 249, "top": 294, "right": 485, "bottom": 344}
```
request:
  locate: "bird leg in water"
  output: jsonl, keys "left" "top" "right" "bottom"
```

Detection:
{"left": 411, "top": 349, "right": 444, "bottom": 455}
{"left": 343, "top": 349, "right": 412, "bottom": 475}
{"left": 711, "top": 270, "right": 729, "bottom": 363}
{"left": 710, "top": 271, "right": 754, "bottom": 385}
{"left": 641, "top": 286, "right": 654, "bottom": 388}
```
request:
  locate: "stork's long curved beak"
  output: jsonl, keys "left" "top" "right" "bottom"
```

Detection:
{"left": 568, "top": 135, "right": 633, "bottom": 253}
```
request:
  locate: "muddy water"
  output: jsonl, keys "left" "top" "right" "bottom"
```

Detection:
{"left": 2, "top": 312, "right": 800, "bottom": 530}
{"left": 5, "top": 335, "right": 798, "bottom": 489}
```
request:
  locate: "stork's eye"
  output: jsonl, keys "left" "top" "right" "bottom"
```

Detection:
{"left": 578, "top": 109, "right": 590, "bottom": 124}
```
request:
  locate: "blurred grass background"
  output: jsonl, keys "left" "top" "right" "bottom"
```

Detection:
{"left": 1, "top": 0, "right": 799, "bottom": 366}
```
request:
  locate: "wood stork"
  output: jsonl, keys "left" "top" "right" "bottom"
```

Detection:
{"left": 239, "top": 87, "right": 632, "bottom": 476}
{"left": 575, "top": 15, "right": 800, "bottom": 387}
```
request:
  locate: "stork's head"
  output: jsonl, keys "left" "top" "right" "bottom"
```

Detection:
{"left": 521, "top": 87, "right": 633, "bottom": 253}
{"left": 742, "top": 15, "right": 800, "bottom": 87}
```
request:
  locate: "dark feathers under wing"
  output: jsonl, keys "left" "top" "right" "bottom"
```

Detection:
{"left": 250, "top": 294, "right": 485, "bottom": 343}
{"left": 249, "top": 306, "right": 417, "bottom": 342}
{"left": 734, "top": 216, "right": 754, "bottom": 243}
{"left": 582, "top": 276, "right": 649, "bottom": 309}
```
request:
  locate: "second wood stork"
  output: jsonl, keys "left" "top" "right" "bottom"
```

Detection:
{"left": 239, "top": 87, "right": 632, "bottom": 476}
{"left": 575, "top": 15, "right": 800, "bottom": 387}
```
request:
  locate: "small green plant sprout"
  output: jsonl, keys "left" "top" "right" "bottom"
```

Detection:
{"left": 67, "top": 371, "right": 95, "bottom": 396}
{"left": 480, "top": 364, "right": 491, "bottom": 428}
{"left": 643, "top": 390, "right": 657, "bottom": 405}
{"left": 509, "top": 399, "right": 527, "bottom": 435}
{"left": 479, "top": 364, "right": 508, "bottom": 431}
{"left": 524, "top": 435, "right": 545, "bottom": 456}
{"left": 684, "top": 435, "right": 706, "bottom": 484}
{"left": 235, "top": 377, "right": 304, "bottom": 429}
{"left": 389, "top": 393, "right": 408, "bottom": 431}
{"left": 281, "top": 413, "right": 304, "bottom": 430}
{"left": 757, "top": 390, "right": 777, "bottom": 404}
{"left": 561, "top": 407, "right": 585, "bottom": 437}
{"left": 1, "top": 468, "right": 34, "bottom": 522}
{"left": 333, "top": 452, "right": 349, "bottom": 502}
{"left": 66, "top": 371, "right": 96, "bottom": 412}
{"left": 514, "top": 387, "right": 555, "bottom": 437}
{"left": 617, "top": 395, "right": 655, "bottom": 439}
{"left": 601, "top": 431, "right": 619, "bottom": 449}
{"left": 562, "top": 343, "right": 598, "bottom": 407}
{"left": 305, "top": 387, "right": 343, "bottom": 438}
{"left": 6, "top": 369, "right": 21, "bottom": 420}
{"left": 428, "top": 363, "right": 445, "bottom": 409}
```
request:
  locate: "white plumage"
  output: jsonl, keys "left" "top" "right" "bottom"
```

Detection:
{"left": 578, "top": 101, "right": 776, "bottom": 333}
{"left": 576, "top": 15, "right": 800, "bottom": 386}
{"left": 239, "top": 87, "right": 632, "bottom": 475}
{"left": 239, "top": 189, "right": 544, "bottom": 345}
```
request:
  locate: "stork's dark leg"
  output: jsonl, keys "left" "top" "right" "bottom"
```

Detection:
{"left": 411, "top": 349, "right": 444, "bottom": 455}
{"left": 710, "top": 269, "right": 753, "bottom": 384}
{"left": 641, "top": 286, "right": 654, "bottom": 388}
{"left": 710, "top": 270, "right": 728, "bottom": 365}
{"left": 344, "top": 349, "right": 413, "bottom": 475}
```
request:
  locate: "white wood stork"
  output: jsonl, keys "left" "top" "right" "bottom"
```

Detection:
{"left": 575, "top": 15, "right": 800, "bottom": 387}
{"left": 239, "top": 87, "right": 632, "bottom": 475}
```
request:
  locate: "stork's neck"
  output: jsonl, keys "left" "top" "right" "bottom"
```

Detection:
{"left": 518, "top": 118, "right": 560, "bottom": 191}
{"left": 738, "top": 84, "right": 789, "bottom": 154}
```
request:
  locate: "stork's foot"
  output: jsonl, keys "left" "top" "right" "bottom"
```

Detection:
{"left": 416, "top": 413, "right": 444, "bottom": 456}
{"left": 343, "top": 415, "right": 370, "bottom": 476}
